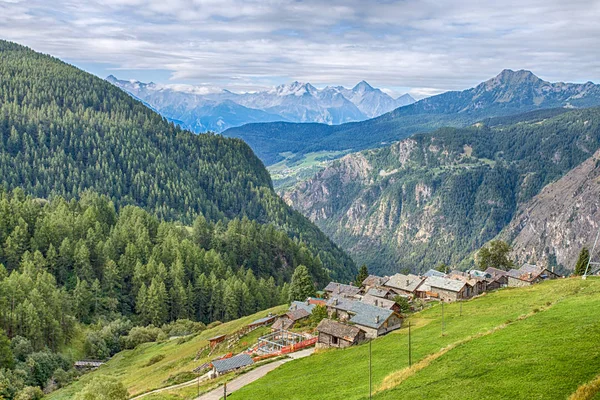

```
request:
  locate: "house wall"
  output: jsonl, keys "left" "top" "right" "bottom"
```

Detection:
{"left": 430, "top": 287, "right": 462, "bottom": 302}
{"left": 317, "top": 332, "right": 354, "bottom": 349}
{"left": 507, "top": 276, "right": 531, "bottom": 288}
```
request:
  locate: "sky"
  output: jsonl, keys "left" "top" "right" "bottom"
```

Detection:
{"left": 1, "top": 0, "right": 600, "bottom": 99}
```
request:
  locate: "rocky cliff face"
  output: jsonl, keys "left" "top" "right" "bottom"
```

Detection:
{"left": 282, "top": 107, "right": 600, "bottom": 274}
{"left": 506, "top": 150, "right": 600, "bottom": 270}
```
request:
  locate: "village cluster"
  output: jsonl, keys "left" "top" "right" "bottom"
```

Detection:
{"left": 203, "top": 263, "right": 561, "bottom": 377}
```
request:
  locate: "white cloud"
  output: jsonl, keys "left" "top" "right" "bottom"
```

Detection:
{"left": 0, "top": 0, "right": 599, "bottom": 95}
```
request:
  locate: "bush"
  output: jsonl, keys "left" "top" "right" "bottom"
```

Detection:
{"left": 73, "top": 376, "right": 128, "bottom": 400}
{"left": 161, "top": 319, "right": 205, "bottom": 337}
{"left": 10, "top": 337, "right": 33, "bottom": 363}
{"left": 25, "top": 352, "right": 70, "bottom": 388}
{"left": 206, "top": 321, "right": 222, "bottom": 330}
{"left": 144, "top": 354, "right": 165, "bottom": 367}
{"left": 120, "top": 326, "right": 166, "bottom": 350}
{"left": 163, "top": 371, "right": 197, "bottom": 386}
{"left": 14, "top": 386, "right": 43, "bottom": 400}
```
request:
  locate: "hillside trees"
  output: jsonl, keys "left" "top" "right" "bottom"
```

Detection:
{"left": 288, "top": 265, "right": 316, "bottom": 302}
{"left": 0, "top": 40, "right": 355, "bottom": 283}
{"left": 477, "top": 240, "right": 514, "bottom": 271}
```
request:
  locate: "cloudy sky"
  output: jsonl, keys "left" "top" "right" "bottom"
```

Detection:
{"left": 1, "top": 0, "right": 599, "bottom": 98}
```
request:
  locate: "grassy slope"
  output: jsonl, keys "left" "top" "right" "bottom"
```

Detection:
{"left": 231, "top": 278, "right": 600, "bottom": 400}
{"left": 47, "top": 305, "right": 286, "bottom": 399}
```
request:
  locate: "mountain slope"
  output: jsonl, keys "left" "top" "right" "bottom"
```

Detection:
{"left": 108, "top": 76, "right": 414, "bottom": 133}
{"left": 505, "top": 149, "right": 600, "bottom": 269}
{"left": 224, "top": 70, "right": 600, "bottom": 166}
{"left": 283, "top": 107, "right": 600, "bottom": 274}
{"left": 0, "top": 40, "right": 356, "bottom": 281}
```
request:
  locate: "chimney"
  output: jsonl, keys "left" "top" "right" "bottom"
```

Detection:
{"left": 374, "top": 299, "right": 378, "bottom": 307}
{"left": 406, "top": 279, "right": 410, "bottom": 286}
{"left": 334, "top": 298, "right": 338, "bottom": 305}
{"left": 375, "top": 315, "right": 380, "bottom": 324}
{"left": 552, "top": 266, "right": 555, "bottom": 273}
{"left": 306, "top": 299, "right": 310, "bottom": 305}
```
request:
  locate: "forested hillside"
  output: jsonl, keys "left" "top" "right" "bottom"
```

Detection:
{"left": 284, "top": 107, "right": 600, "bottom": 273}
{"left": 0, "top": 40, "right": 355, "bottom": 282}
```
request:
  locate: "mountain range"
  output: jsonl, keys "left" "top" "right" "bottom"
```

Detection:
{"left": 224, "top": 70, "right": 600, "bottom": 166}
{"left": 106, "top": 76, "right": 415, "bottom": 133}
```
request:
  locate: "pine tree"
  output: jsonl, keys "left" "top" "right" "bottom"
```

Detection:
{"left": 574, "top": 247, "right": 590, "bottom": 276}
{"left": 288, "top": 265, "right": 315, "bottom": 302}
{"left": 146, "top": 278, "right": 168, "bottom": 326}
{"left": 0, "top": 328, "right": 14, "bottom": 369}
{"left": 355, "top": 264, "right": 369, "bottom": 287}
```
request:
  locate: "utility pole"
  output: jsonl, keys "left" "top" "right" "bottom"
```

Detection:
{"left": 460, "top": 300, "right": 463, "bottom": 317}
{"left": 369, "top": 339, "right": 372, "bottom": 400}
{"left": 224, "top": 382, "right": 227, "bottom": 400}
{"left": 584, "top": 225, "right": 600, "bottom": 278}
{"left": 441, "top": 300, "right": 445, "bottom": 336}
{"left": 408, "top": 321, "right": 412, "bottom": 367}
{"left": 197, "top": 374, "right": 200, "bottom": 398}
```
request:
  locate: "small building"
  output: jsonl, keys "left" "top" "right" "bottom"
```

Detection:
{"left": 316, "top": 319, "right": 365, "bottom": 349}
{"left": 247, "top": 314, "right": 278, "bottom": 330}
{"left": 307, "top": 297, "right": 327, "bottom": 307}
{"left": 211, "top": 353, "right": 254, "bottom": 377}
{"left": 324, "top": 282, "right": 361, "bottom": 298}
{"left": 365, "top": 287, "right": 393, "bottom": 299}
{"left": 484, "top": 267, "right": 509, "bottom": 290}
{"left": 74, "top": 360, "right": 104, "bottom": 371}
{"left": 272, "top": 308, "right": 310, "bottom": 330}
{"left": 420, "top": 276, "right": 470, "bottom": 301}
{"left": 384, "top": 273, "right": 425, "bottom": 297}
{"left": 290, "top": 300, "right": 316, "bottom": 314}
{"left": 348, "top": 302, "right": 402, "bottom": 338}
{"left": 507, "top": 264, "right": 561, "bottom": 287}
{"left": 207, "top": 334, "right": 227, "bottom": 349}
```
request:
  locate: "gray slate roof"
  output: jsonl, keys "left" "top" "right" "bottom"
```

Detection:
{"left": 384, "top": 273, "right": 424, "bottom": 293}
{"left": 212, "top": 353, "right": 254, "bottom": 373}
{"left": 317, "top": 319, "right": 361, "bottom": 341}
{"left": 326, "top": 296, "right": 356, "bottom": 312}
{"left": 324, "top": 282, "right": 361, "bottom": 296}
{"left": 362, "top": 275, "right": 389, "bottom": 288}
{"left": 423, "top": 269, "right": 447, "bottom": 278}
{"left": 361, "top": 294, "right": 396, "bottom": 310}
{"left": 424, "top": 276, "right": 466, "bottom": 292}
{"left": 286, "top": 308, "right": 310, "bottom": 321}
{"left": 366, "top": 288, "right": 391, "bottom": 298}
{"left": 290, "top": 301, "right": 316, "bottom": 314}
{"left": 349, "top": 302, "right": 394, "bottom": 329}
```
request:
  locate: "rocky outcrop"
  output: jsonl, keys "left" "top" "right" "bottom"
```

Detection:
{"left": 506, "top": 150, "right": 600, "bottom": 270}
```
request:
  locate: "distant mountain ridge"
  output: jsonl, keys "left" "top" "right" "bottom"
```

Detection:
{"left": 106, "top": 75, "right": 415, "bottom": 132}
{"left": 224, "top": 70, "right": 600, "bottom": 166}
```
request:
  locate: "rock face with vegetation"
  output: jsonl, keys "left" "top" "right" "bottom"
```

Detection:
{"left": 284, "top": 107, "right": 600, "bottom": 274}
{"left": 505, "top": 149, "right": 600, "bottom": 270}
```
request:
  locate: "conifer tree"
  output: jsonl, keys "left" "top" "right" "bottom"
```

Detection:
{"left": 355, "top": 264, "right": 369, "bottom": 287}
{"left": 574, "top": 247, "right": 590, "bottom": 276}
{"left": 288, "top": 265, "right": 315, "bottom": 302}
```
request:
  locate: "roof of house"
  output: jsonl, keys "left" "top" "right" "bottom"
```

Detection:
{"left": 348, "top": 302, "right": 395, "bottom": 330}
{"left": 361, "top": 294, "right": 396, "bottom": 310}
{"left": 326, "top": 296, "right": 357, "bottom": 312}
{"left": 366, "top": 288, "right": 391, "bottom": 298}
{"left": 423, "top": 269, "right": 447, "bottom": 278}
{"left": 272, "top": 317, "right": 294, "bottom": 331}
{"left": 212, "top": 353, "right": 254, "bottom": 374}
{"left": 207, "top": 334, "right": 227, "bottom": 342}
{"left": 508, "top": 264, "right": 560, "bottom": 282}
{"left": 424, "top": 276, "right": 466, "bottom": 292}
{"left": 317, "top": 319, "right": 362, "bottom": 341}
{"left": 249, "top": 315, "right": 276, "bottom": 326}
{"left": 484, "top": 267, "right": 509, "bottom": 277}
{"left": 324, "top": 282, "right": 361, "bottom": 296}
{"left": 384, "top": 273, "right": 424, "bottom": 293}
{"left": 362, "top": 275, "right": 389, "bottom": 288}
{"left": 290, "top": 301, "right": 316, "bottom": 314}
{"left": 286, "top": 308, "right": 310, "bottom": 321}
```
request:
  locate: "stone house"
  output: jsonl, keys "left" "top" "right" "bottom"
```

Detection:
{"left": 324, "top": 282, "right": 361, "bottom": 298}
{"left": 383, "top": 273, "right": 425, "bottom": 297}
{"left": 361, "top": 294, "right": 400, "bottom": 313}
{"left": 419, "top": 276, "right": 470, "bottom": 301}
{"left": 316, "top": 319, "right": 365, "bottom": 349}
{"left": 507, "top": 264, "right": 561, "bottom": 287}
{"left": 361, "top": 275, "right": 389, "bottom": 291}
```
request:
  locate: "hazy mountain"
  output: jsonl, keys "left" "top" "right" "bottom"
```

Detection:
{"left": 224, "top": 70, "right": 600, "bottom": 166}
{"left": 106, "top": 76, "right": 414, "bottom": 132}
{"left": 282, "top": 107, "right": 600, "bottom": 274}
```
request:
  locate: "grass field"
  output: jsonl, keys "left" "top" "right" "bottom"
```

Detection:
{"left": 46, "top": 305, "right": 286, "bottom": 399}
{"left": 230, "top": 278, "right": 600, "bottom": 400}
{"left": 268, "top": 150, "right": 348, "bottom": 190}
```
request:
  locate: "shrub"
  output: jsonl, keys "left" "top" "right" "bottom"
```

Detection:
{"left": 14, "top": 386, "right": 43, "bottom": 400}
{"left": 161, "top": 319, "right": 205, "bottom": 337}
{"left": 73, "top": 376, "right": 128, "bottom": 400}
{"left": 120, "top": 326, "right": 166, "bottom": 350}
{"left": 163, "top": 371, "right": 197, "bottom": 386}
{"left": 144, "top": 354, "right": 165, "bottom": 367}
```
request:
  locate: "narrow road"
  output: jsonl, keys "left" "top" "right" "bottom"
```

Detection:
{"left": 195, "top": 348, "right": 314, "bottom": 400}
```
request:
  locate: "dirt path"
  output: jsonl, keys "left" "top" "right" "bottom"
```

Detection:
{"left": 130, "top": 372, "right": 210, "bottom": 399}
{"left": 195, "top": 348, "right": 314, "bottom": 400}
